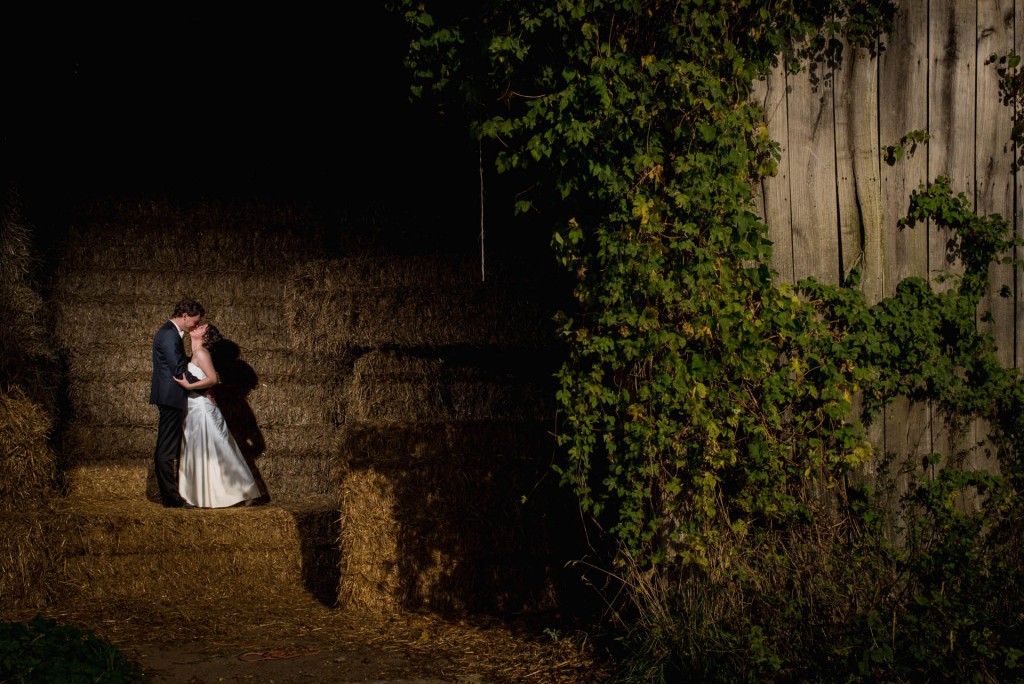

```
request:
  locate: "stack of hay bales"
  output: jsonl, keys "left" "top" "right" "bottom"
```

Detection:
{"left": 0, "top": 388, "right": 66, "bottom": 611}
{"left": 0, "top": 194, "right": 60, "bottom": 408}
{"left": 49, "top": 195, "right": 581, "bottom": 618}
{"left": 54, "top": 198, "right": 342, "bottom": 502}
{"left": 0, "top": 195, "right": 65, "bottom": 612}
{"left": 287, "top": 256, "right": 579, "bottom": 614}
{"left": 51, "top": 198, "right": 343, "bottom": 604}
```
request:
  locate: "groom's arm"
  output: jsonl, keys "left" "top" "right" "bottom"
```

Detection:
{"left": 156, "top": 328, "right": 202, "bottom": 386}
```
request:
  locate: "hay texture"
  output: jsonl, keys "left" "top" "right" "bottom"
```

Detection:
{"left": 285, "top": 256, "right": 554, "bottom": 352}
{"left": 337, "top": 422, "right": 573, "bottom": 615}
{"left": 58, "top": 497, "right": 338, "bottom": 606}
{"left": 0, "top": 195, "right": 59, "bottom": 407}
{"left": 0, "top": 388, "right": 65, "bottom": 610}
{"left": 59, "top": 197, "right": 330, "bottom": 273}
{"left": 0, "top": 197, "right": 68, "bottom": 612}
{"left": 0, "top": 387, "right": 57, "bottom": 506}
{"left": 0, "top": 505, "right": 70, "bottom": 611}
{"left": 347, "top": 349, "right": 554, "bottom": 424}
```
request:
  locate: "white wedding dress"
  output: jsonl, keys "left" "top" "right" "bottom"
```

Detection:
{"left": 178, "top": 362, "right": 260, "bottom": 508}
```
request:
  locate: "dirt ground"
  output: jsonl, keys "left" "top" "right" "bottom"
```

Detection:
{"left": 123, "top": 636, "right": 475, "bottom": 683}
{"left": 9, "top": 592, "right": 610, "bottom": 684}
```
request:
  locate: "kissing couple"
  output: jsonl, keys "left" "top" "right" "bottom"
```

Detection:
{"left": 149, "top": 297, "right": 260, "bottom": 509}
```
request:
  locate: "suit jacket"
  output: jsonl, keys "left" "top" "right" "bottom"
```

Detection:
{"left": 150, "top": 320, "right": 189, "bottom": 409}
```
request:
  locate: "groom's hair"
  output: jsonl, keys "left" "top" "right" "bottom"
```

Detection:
{"left": 172, "top": 298, "right": 205, "bottom": 318}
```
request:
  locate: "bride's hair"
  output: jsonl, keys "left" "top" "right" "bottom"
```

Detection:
{"left": 202, "top": 324, "right": 224, "bottom": 350}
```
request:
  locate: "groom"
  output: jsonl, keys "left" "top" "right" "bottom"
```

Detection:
{"left": 150, "top": 297, "right": 205, "bottom": 508}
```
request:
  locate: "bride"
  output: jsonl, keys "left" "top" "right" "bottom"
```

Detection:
{"left": 173, "top": 323, "right": 261, "bottom": 508}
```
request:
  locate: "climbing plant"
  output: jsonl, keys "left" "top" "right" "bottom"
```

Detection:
{"left": 392, "top": 1, "right": 1024, "bottom": 680}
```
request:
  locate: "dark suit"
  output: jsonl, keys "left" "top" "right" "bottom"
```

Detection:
{"left": 150, "top": 320, "right": 190, "bottom": 507}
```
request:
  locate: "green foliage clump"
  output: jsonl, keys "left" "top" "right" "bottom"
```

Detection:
{"left": 394, "top": 1, "right": 1024, "bottom": 681}
{"left": 396, "top": 0, "right": 899, "bottom": 559}
{"left": 0, "top": 614, "right": 143, "bottom": 683}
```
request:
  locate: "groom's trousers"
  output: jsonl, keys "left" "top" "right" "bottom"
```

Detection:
{"left": 154, "top": 405, "right": 186, "bottom": 507}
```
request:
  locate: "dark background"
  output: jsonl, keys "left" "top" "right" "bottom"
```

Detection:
{"left": 1, "top": 6, "right": 488, "bottom": 242}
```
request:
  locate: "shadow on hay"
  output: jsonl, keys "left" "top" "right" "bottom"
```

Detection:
{"left": 210, "top": 338, "right": 270, "bottom": 502}
{"left": 293, "top": 508, "right": 343, "bottom": 607}
{"left": 340, "top": 423, "right": 596, "bottom": 620}
{"left": 213, "top": 339, "right": 342, "bottom": 606}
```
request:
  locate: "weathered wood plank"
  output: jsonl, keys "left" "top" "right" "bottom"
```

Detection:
{"left": 787, "top": 57, "right": 840, "bottom": 284}
{"left": 876, "top": 0, "right": 932, "bottom": 537}
{"left": 834, "top": 46, "right": 861, "bottom": 286}
{"left": 977, "top": 0, "right": 1016, "bottom": 368}
{"left": 880, "top": 0, "right": 930, "bottom": 291}
{"left": 928, "top": 0, "right": 976, "bottom": 284}
{"left": 833, "top": 40, "right": 887, "bottom": 504}
{"left": 1016, "top": 0, "right": 1024, "bottom": 369}
{"left": 757, "top": 61, "right": 796, "bottom": 283}
{"left": 929, "top": 0, "right": 978, "bottom": 479}
{"left": 835, "top": 41, "right": 885, "bottom": 303}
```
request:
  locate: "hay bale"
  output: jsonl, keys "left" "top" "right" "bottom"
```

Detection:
{"left": 347, "top": 350, "right": 553, "bottom": 424}
{"left": 53, "top": 269, "right": 286, "bottom": 307}
{"left": 66, "top": 381, "right": 152, "bottom": 426}
{"left": 59, "top": 198, "right": 330, "bottom": 272}
{"left": 62, "top": 424, "right": 155, "bottom": 461}
{"left": 232, "top": 422, "right": 342, "bottom": 454}
{"left": 63, "top": 345, "right": 347, "bottom": 385}
{"left": 63, "top": 350, "right": 146, "bottom": 384}
{"left": 288, "top": 288, "right": 551, "bottom": 350}
{"left": 340, "top": 420, "right": 553, "bottom": 469}
{"left": 225, "top": 348, "right": 353, "bottom": 383}
{"left": 283, "top": 290, "right": 355, "bottom": 355}
{"left": 337, "top": 460, "right": 565, "bottom": 615}
{"left": 62, "top": 543, "right": 301, "bottom": 604}
{"left": 0, "top": 387, "right": 57, "bottom": 508}
{"left": 252, "top": 450, "right": 346, "bottom": 500}
{"left": 66, "top": 378, "right": 344, "bottom": 429}
{"left": 58, "top": 497, "right": 339, "bottom": 605}
{"left": 64, "top": 423, "right": 343, "bottom": 462}
{"left": 0, "top": 336, "right": 63, "bottom": 614}
{"left": 0, "top": 504, "right": 71, "bottom": 610}
{"left": 63, "top": 460, "right": 192, "bottom": 505}
{"left": 62, "top": 500, "right": 300, "bottom": 555}
{"left": 337, "top": 423, "right": 572, "bottom": 615}
{"left": 244, "top": 379, "right": 345, "bottom": 426}
{"left": 63, "top": 461, "right": 150, "bottom": 500}
{"left": 337, "top": 467, "right": 402, "bottom": 614}
{"left": 285, "top": 257, "right": 555, "bottom": 351}
{"left": 0, "top": 196, "right": 59, "bottom": 406}
{"left": 54, "top": 301, "right": 286, "bottom": 354}
{"left": 291, "top": 254, "right": 546, "bottom": 291}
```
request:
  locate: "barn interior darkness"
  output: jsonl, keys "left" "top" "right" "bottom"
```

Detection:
{"left": 2, "top": 6, "right": 503, "bottom": 251}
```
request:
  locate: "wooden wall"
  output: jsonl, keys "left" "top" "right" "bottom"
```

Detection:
{"left": 752, "top": 0, "right": 1020, "bottom": 474}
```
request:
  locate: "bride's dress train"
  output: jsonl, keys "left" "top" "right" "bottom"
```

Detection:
{"left": 178, "top": 362, "right": 260, "bottom": 508}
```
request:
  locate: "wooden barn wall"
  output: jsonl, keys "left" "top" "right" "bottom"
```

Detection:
{"left": 753, "top": 0, "right": 1020, "bottom": 475}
